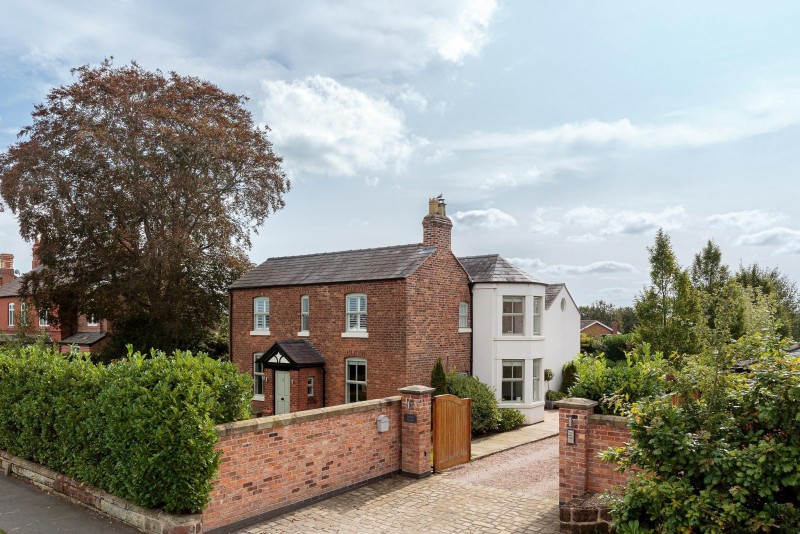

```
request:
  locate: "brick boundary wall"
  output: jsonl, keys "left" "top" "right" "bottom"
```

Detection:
{"left": 0, "top": 451, "right": 201, "bottom": 534}
{"left": 203, "top": 386, "right": 434, "bottom": 533}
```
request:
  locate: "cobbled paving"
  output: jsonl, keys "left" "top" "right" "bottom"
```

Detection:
{"left": 239, "top": 437, "right": 559, "bottom": 534}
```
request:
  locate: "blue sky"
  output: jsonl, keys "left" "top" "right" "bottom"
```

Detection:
{"left": 2, "top": 1, "right": 800, "bottom": 305}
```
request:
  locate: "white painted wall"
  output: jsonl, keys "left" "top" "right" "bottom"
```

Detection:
{"left": 543, "top": 287, "right": 581, "bottom": 393}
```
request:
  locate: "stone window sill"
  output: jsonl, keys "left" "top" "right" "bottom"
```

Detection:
{"left": 341, "top": 331, "right": 369, "bottom": 338}
{"left": 297, "top": 331, "right": 310, "bottom": 337}
{"left": 250, "top": 330, "right": 270, "bottom": 336}
{"left": 458, "top": 327, "right": 472, "bottom": 333}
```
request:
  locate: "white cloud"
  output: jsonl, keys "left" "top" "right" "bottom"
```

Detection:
{"left": 529, "top": 208, "right": 561, "bottom": 235}
{"left": 601, "top": 206, "right": 686, "bottom": 236}
{"left": 564, "top": 206, "right": 609, "bottom": 227}
{"left": 391, "top": 84, "right": 428, "bottom": 111}
{"left": 427, "top": 0, "right": 497, "bottom": 63}
{"left": 510, "top": 258, "right": 637, "bottom": 277}
{"left": 261, "top": 75, "right": 415, "bottom": 176}
{"left": 567, "top": 234, "right": 605, "bottom": 243}
{"left": 707, "top": 210, "right": 789, "bottom": 231}
{"left": 451, "top": 208, "right": 517, "bottom": 229}
{"left": 736, "top": 227, "right": 800, "bottom": 254}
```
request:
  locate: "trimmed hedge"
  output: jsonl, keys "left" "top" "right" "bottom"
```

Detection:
{"left": 0, "top": 346, "right": 251, "bottom": 513}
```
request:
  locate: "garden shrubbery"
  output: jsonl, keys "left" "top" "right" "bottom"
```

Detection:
{"left": 444, "top": 371, "right": 501, "bottom": 435}
{"left": 0, "top": 345, "right": 251, "bottom": 513}
{"left": 497, "top": 408, "right": 525, "bottom": 431}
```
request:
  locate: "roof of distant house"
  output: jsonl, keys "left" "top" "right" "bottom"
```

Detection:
{"left": 59, "top": 332, "right": 107, "bottom": 346}
{"left": 0, "top": 265, "right": 43, "bottom": 298}
{"left": 231, "top": 244, "right": 437, "bottom": 289}
{"left": 457, "top": 255, "right": 543, "bottom": 284}
{"left": 580, "top": 319, "right": 613, "bottom": 332}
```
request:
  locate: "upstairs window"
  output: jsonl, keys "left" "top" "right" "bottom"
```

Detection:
{"left": 459, "top": 301, "right": 469, "bottom": 329}
{"left": 300, "top": 295, "right": 309, "bottom": 332}
{"left": 346, "top": 294, "right": 367, "bottom": 332}
{"left": 39, "top": 310, "right": 49, "bottom": 327}
{"left": 253, "top": 297, "right": 269, "bottom": 331}
{"left": 8, "top": 303, "right": 13, "bottom": 327}
{"left": 502, "top": 296, "right": 524, "bottom": 335}
{"left": 533, "top": 296, "right": 543, "bottom": 335}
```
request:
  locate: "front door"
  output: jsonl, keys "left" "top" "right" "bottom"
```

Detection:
{"left": 275, "top": 370, "right": 291, "bottom": 415}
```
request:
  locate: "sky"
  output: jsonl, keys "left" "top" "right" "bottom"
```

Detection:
{"left": 2, "top": 1, "right": 800, "bottom": 306}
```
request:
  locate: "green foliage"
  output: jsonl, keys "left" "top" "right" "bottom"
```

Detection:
{"left": 568, "top": 344, "right": 670, "bottom": 415}
{"left": 445, "top": 371, "right": 501, "bottom": 435}
{"left": 0, "top": 345, "right": 251, "bottom": 513}
{"left": 736, "top": 262, "right": 800, "bottom": 339}
{"left": 560, "top": 360, "right": 578, "bottom": 393}
{"left": 430, "top": 357, "right": 447, "bottom": 396}
{"left": 497, "top": 408, "right": 525, "bottom": 432}
{"left": 635, "top": 229, "right": 704, "bottom": 356}
{"left": 545, "top": 390, "right": 567, "bottom": 401}
{"left": 604, "top": 341, "right": 800, "bottom": 531}
{"left": 580, "top": 332, "right": 602, "bottom": 354}
{"left": 579, "top": 300, "right": 638, "bottom": 333}
{"left": 598, "top": 333, "right": 638, "bottom": 362}
{"left": 544, "top": 368, "right": 554, "bottom": 383}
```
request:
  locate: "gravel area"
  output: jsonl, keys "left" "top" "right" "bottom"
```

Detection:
{"left": 439, "top": 435, "right": 559, "bottom": 498}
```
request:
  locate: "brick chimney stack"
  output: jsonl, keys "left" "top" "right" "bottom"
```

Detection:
{"left": 0, "top": 254, "right": 14, "bottom": 286}
{"left": 422, "top": 196, "right": 452, "bottom": 251}
{"left": 612, "top": 320, "right": 618, "bottom": 335}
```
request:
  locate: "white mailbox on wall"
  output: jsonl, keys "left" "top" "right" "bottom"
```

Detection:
{"left": 376, "top": 415, "right": 390, "bottom": 433}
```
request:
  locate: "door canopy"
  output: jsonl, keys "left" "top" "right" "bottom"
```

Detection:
{"left": 257, "top": 339, "right": 326, "bottom": 370}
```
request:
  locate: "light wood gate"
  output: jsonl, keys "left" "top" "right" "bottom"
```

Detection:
{"left": 432, "top": 394, "right": 472, "bottom": 473}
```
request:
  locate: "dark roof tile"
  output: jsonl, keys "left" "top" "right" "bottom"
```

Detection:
{"left": 458, "top": 255, "right": 543, "bottom": 284}
{"left": 545, "top": 283, "right": 565, "bottom": 309}
{"left": 59, "top": 332, "right": 107, "bottom": 345}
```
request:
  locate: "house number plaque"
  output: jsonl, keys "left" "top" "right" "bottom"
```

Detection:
{"left": 567, "top": 428, "right": 576, "bottom": 445}
{"left": 404, "top": 413, "right": 417, "bottom": 423}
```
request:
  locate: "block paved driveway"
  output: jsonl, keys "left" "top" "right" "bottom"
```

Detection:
{"left": 239, "top": 435, "right": 559, "bottom": 534}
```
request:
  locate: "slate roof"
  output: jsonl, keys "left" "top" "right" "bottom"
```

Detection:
{"left": 545, "top": 283, "right": 565, "bottom": 309}
{"left": 258, "top": 339, "right": 326, "bottom": 368}
{"left": 231, "top": 244, "right": 436, "bottom": 289}
{"left": 457, "top": 255, "right": 543, "bottom": 284}
{"left": 59, "top": 332, "right": 107, "bottom": 346}
{"left": 0, "top": 266, "right": 43, "bottom": 298}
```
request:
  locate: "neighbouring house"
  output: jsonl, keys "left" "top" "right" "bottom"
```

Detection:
{"left": 580, "top": 319, "right": 618, "bottom": 338}
{"left": 0, "top": 249, "right": 110, "bottom": 353}
{"left": 460, "top": 256, "right": 580, "bottom": 423}
{"left": 229, "top": 197, "right": 472, "bottom": 416}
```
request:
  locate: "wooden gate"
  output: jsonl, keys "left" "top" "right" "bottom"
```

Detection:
{"left": 432, "top": 394, "right": 472, "bottom": 473}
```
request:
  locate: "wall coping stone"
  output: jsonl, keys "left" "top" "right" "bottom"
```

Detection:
{"left": 555, "top": 397, "right": 598, "bottom": 410}
{"left": 398, "top": 385, "right": 435, "bottom": 394}
{"left": 589, "top": 414, "right": 629, "bottom": 429}
{"left": 216, "top": 396, "right": 402, "bottom": 437}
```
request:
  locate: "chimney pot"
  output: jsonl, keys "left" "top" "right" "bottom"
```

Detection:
{"left": 422, "top": 196, "right": 452, "bottom": 250}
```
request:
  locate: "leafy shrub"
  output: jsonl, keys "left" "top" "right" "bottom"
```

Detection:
{"left": 430, "top": 357, "right": 447, "bottom": 396}
{"left": 569, "top": 344, "right": 669, "bottom": 415}
{"left": 560, "top": 360, "right": 578, "bottom": 393}
{"left": 544, "top": 368, "right": 554, "bottom": 388}
{"left": 445, "top": 371, "right": 501, "bottom": 435}
{"left": 498, "top": 408, "right": 525, "bottom": 431}
{"left": 0, "top": 345, "right": 251, "bottom": 513}
{"left": 598, "top": 333, "right": 637, "bottom": 362}
{"left": 604, "top": 344, "right": 800, "bottom": 531}
{"left": 545, "top": 390, "right": 567, "bottom": 402}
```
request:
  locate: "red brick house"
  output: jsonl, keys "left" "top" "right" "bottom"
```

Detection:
{"left": 580, "top": 319, "right": 618, "bottom": 339}
{"left": 0, "top": 250, "right": 110, "bottom": 353}
{"left": 229, "top": 198, "right": 472, "bottom": 415}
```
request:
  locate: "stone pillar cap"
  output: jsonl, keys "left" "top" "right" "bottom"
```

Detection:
{"left": 555, "top": 397, "right": 599, "bottom": 410}
{"left": 398, "top": 385, "right": 435, "bottom": 395}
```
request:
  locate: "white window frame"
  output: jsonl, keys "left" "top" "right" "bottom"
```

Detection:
{"left": 345, "top": 358, "right": 367, "bottom": 403}
{"left": 533, "top": 296, "right": 543, "bottom": 336}
{"left": 253, "top": 353, "right": 265, "bottom": 400}
{"left": 502, "top": 296, "right": 524, "bottom": 335}
{"left": 20, "top": 302, "right": 27, "bottom": 326}
{"left": 87, "top": 315, "right": 98, "bottom": 326}
{"left": 532, "top": 358, "right": 542, "bottom": 402}
{"left": 501, "top": 360, "right": 524, "bottom": 402}
{"left": 251, "top": 297, "right": 270, "bottom": 335}
{"left": 307, "top": 376, "right": 314, "bottom": 397}
{"left": 8, "top": 303, "right": 13, "bottom": 327}
{"left": 38, "top": 310, "right": 49, "bottom": 327}
{"left": 343, "top": 293, "right": 367, "bottom": 335}
{"left": 458, "top": 301, "right": 470, "bottom": 331}
{"left": 299, "top": 295, "right": 309, "bottom": 335}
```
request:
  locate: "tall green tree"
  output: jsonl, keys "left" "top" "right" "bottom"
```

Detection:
{"left": 0, "top": 60, "right": 288, "bottom": 355}
{"left": 690, "top": 240, "right": 745, "bottom": 346}
{"left": 634, "top": 229, "right": 703, "bottom": 356}
{"left": 578, "top": 300, "right": 638, "bottom": 333}
{"left": 735, "top": 262, "right": 800, "bottom": 339}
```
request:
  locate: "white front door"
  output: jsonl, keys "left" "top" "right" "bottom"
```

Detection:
{"left": 275, "top": 370, "right": 290, "bottom": 415}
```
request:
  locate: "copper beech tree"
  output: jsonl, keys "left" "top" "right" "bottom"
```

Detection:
{"left": 0, "top": 61, "right": 288, "bottom": 356}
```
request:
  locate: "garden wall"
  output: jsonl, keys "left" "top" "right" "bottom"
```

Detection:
{"left": 203, "top": 385, "right": 433, "bottom": 533}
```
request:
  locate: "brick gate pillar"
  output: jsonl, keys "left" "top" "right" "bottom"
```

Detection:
{"left": 555, "top": 398, "right": 598, "bottom": 504}
{"left": 398, "top": 385, "right": 434, "bottom": 478}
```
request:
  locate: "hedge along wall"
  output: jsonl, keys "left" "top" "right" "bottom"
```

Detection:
{"left": 0, "top": 346, "right": 252, "bottom": 513}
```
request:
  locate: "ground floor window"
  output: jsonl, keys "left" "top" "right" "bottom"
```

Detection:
{"left": 532, "top": 358, "right": 542, "bottom": 402}
{"left": 346, "top": 358, "right": 367, "bottom": 403}
{"left": 501, "top": 360, "right": 524, "bottom": 402}
{"left": 307, "top": 376, "right": 314, "bottom": 397}
{"left": 253, "top": 353, "right": 264, "bottom": 400}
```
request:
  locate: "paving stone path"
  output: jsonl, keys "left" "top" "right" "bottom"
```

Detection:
{"left": 239, "top": 436, "right": 560, "bottom": 534}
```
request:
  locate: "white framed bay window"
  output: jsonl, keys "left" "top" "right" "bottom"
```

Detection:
{"left": 501, "top": 360, "right": 524, "bottom": 402}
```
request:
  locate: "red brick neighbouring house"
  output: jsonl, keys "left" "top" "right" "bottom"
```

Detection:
{"left": 0, "top": 250, "right": 110, "bottom": 353}
{"left": 229, "top": 198, "right": 472, "bottom": 415}
{"left": 580, "top": 319, "right": 618, "bottom": 339}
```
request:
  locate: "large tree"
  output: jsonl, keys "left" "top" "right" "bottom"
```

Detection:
{"left": 634, "top": 229, "right": 703, "bottom": 356}
{"left": 0, "top": 61, "right": 288, "bottom": 355}
{"left": 578, "top": 300, "right": 638, "bottom": 333}
{"left": 735, "top": 262, "right": 800, "bottom": 339}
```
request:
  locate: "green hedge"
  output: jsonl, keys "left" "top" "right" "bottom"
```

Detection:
{"left": 445, "top": 371, "right": 501, "bottom": 435}
{"left": 0, "top": 346, "right": 251, "bottom": 512}
{"left": 498, "top": 408, "right": 525, "bottom": 431}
